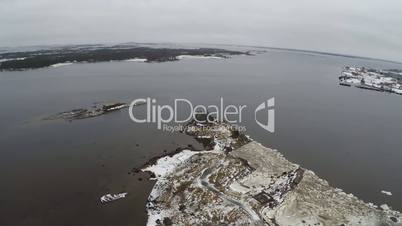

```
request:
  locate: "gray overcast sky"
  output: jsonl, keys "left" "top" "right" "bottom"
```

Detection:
{"left": 1, "top": 0, "right": 402, "bottom": 61}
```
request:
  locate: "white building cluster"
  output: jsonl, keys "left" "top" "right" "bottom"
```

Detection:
{"left": 339, "top": 67, "right": 402, "bottom": 95}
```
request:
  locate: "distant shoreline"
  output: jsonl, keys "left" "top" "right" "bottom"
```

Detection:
{"left": 1, "top": 42, "right": 401, "bottom": 66}
{"left": 0, "top": 45, "right": 245, "bottom": 71}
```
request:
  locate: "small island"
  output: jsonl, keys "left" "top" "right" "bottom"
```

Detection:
{"left": 339, "top": 67, "right": 402, "bottom": 95}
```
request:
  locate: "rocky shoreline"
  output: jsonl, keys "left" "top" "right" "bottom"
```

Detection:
{"left": 44, "top": 101, "right": 144, "bottom": 121}
{"left": 141, "top": 119, "right": 401, "bottom": 226}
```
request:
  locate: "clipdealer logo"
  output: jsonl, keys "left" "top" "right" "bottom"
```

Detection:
{"left": 254, "top": 97, "right": 275, "bottom": 133}
{"left": 128, "top": 97, "right": 275, "bottom": 133}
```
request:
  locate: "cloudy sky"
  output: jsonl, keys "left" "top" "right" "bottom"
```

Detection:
{"left": 1, "top": 0, "right": 401, "bottom": 61}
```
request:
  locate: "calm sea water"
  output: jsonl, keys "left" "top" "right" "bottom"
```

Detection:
{"left": 1, "top": 48, "right": 402, "bottom": 226}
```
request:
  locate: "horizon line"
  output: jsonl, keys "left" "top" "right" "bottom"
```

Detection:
{"left": 1, "top": 41, "right": 401, "bottom": 65}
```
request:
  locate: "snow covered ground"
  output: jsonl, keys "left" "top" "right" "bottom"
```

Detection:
{"left": 125, "top": 58, "right": 147, "bottom": 62}
{"left": 0, "top": 57, "right": 26, "bottom": 63}
{"left": 50, "top": 62, "right": 74, "bottom": 68}
{"left": 141, "top": 122, "right": 401, "bottom": 225}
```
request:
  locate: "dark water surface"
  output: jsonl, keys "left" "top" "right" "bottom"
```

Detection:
{"left": 1, "top": 49, "right": 402, "bottom": 226}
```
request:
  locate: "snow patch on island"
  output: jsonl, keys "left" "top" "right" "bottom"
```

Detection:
{"left": 142, "top": 149, "right": 197, "bottom": 179}
{"left": 125, "top": 58, "right": 147, "bottom": 62}
{"left": 176, "top": 55, "right": 224, "bottom": 60}
{"left": 382, "top": 190, "right": 393, "bottom": 196}
{"left": 143, "top": 150, "right": 198, "bottom": 226}
{"left": 0, "top": 57, "right": 26, "bottom": 63}
{"left": 50, "top": 62, "right": 73, "bottom": 68}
